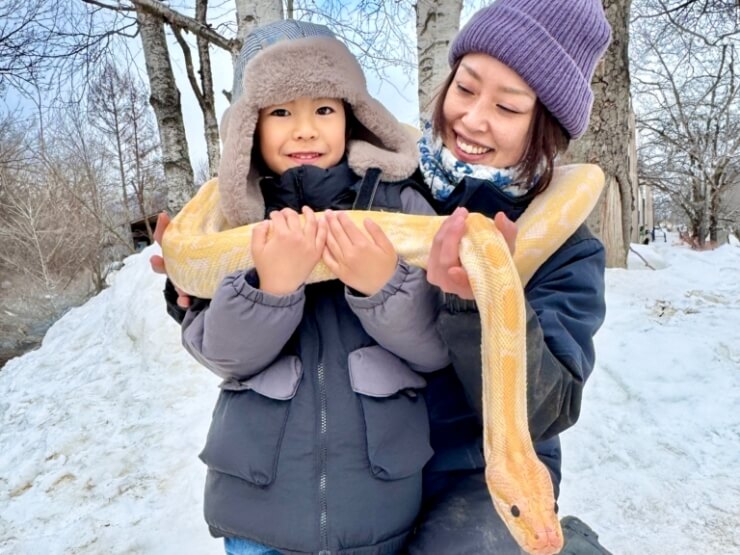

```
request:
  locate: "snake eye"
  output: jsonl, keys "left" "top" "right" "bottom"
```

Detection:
{"left": 511, "top": 505, "right": 520, "bottom": 517}
{"left": 554, "top": 502, "right": 559, "bottom": 514}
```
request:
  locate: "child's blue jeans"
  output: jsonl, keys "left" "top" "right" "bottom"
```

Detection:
{"left": 224, "top": 537, "right": 282, "bottom": 555}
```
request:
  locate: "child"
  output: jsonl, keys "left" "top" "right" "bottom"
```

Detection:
{"left": 173, "top": 20, "right": 449, "bottom": 555}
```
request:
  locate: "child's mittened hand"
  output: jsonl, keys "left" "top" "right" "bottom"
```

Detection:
{"left": 252, "top": 207, "right": 327, "bottom": 295}
{"left": 322, "top": 210, "right": 398, "bottom": 296}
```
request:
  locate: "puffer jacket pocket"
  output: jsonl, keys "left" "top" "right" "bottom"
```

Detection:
{"left": 349, "top": 346, "right": 433, "bottom": 480}
{"left": 199, "top": 356, "right": 302, "bottom": 487}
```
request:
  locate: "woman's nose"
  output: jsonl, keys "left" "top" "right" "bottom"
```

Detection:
{"left": 460, "top": 100, "right": 489, "bottom": 134}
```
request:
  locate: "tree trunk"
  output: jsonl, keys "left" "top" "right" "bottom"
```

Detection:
{"left": 234, "top": 0, "right": 283, "bottom": 44}
{"left": 135, "top": 4, "right": 194, "bottom": 215}
{"left": 415, "top": 0, "right": 462, "bottom": 116}
{"left": 563, "top": 0, "right": 634, "bottom": 268}
{"left": 171, "top": 0, "right": 220, "bottom": 177}
{"left": 229, "top": 0, "right": 283, "bottom": 102}
{"left": 709, "top": 185, "right": 720, "bottom": 243}
{"left": 195, "top": 0, "right": 221, "bottom": 177}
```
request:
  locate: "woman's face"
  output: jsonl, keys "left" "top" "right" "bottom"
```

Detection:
{"left": 441, "top": 53, "right": 536, "bottom": 168}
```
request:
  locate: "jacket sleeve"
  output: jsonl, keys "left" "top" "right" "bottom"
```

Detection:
{"left": 344, "top": 186, "right": 449, "bottom": 372}
{"left": 437, "top": 230, "right": 606, "bottom": 441}
{"left": 180, "top": 269, "right": 305, "bottom": 382}
{"left": 345, "top": 259, "right": 450, "bottom": 373}
{"left": 163, "top": 279, "right": 188, "bottom": 324}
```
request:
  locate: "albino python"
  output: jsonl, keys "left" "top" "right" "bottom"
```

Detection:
{"left": 162, "top": 163, "right": 605, "bottom": 555}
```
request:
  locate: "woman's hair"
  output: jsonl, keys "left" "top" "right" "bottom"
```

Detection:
{"left": 431, "top": 59, "right": 570, "bottom": 195}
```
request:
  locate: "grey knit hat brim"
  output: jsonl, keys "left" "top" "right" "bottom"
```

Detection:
{"left": 219, "top": 36, "right": 419, "bottom": 227}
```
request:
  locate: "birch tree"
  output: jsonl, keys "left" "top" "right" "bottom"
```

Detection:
{"left": 632, "top": 0, "right": 739, "bottom": 246}
{"left": 135, "top": 3, "right": 194, "bottom": 215}
{"left": 415, "top": 0, "right": 462, "bottom": 115}
{"left": 562, "top": 0, "right": 635, "bottom": 268}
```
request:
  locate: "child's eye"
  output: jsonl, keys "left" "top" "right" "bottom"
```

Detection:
{"left": 316, "top": 106, "right": 336, "bottom": 115}
{"left": 497, "top": 105, "right": 520, "bottom": 114}
{"left": 269, "top": 108, "right": 290, "bottom": 117}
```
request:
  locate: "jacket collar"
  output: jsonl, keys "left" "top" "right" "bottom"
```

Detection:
{"left": 259, "top": 161, "right": 358, "bottom": 216}
{"left": 436, "top": 176, "right": 536, "bottom": 221}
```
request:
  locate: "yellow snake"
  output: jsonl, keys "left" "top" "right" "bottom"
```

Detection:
{"left": 162, "top": 163, "right": 604, "bottom": 555}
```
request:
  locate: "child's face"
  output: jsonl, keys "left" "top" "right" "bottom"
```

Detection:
{"left": 441, "top": 53, "right": 536, "bottom": 168}
{"left": 257, "top": 97, "right": 346, "bottom": 175}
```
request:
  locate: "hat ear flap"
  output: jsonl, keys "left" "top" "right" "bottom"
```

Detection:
{"left": 218, "top": 98, "right": 265, "bottom": 227}
{"left": 347, "top": 97, "right": 419, "bottom": 182}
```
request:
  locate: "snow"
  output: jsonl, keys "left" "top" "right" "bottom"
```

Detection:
{"left": 1, "top": 235, "right": 739, "bottom": 554}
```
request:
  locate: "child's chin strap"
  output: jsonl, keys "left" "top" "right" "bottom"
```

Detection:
{"left": 352, "top": 168, "right": 382, "bottom": 210}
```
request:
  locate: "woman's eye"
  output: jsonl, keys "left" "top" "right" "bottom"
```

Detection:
{"left": 270, "top": 108, "right": 290, "bottom": 117}
{"left": 316, "top": 106, "right": 335, "bottom": 115}
{"left": 456, "top": 83, "right": 473, "bottom": 95}
{"left": 498, "top": 105, "right": 519, "bottom": 114}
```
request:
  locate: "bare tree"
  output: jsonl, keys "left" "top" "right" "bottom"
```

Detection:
{"left": 88, "top": 59, "right": 135, "bottom": 220}
{"left": 0, "top": 115, "right": 94, "bottom": 304}
{"left": 234, "top": 0, "right": 283, "bottom": 43}
{"left": 633, "top": 0, "right": 739, "bottom": 246}
{"left": 416, "top": 0, "right": 462, "bottom": 115}
{"left": 1, "top": 0, "right": 139, "bottom": 104}
{"left": 88, "top": 58, "right": 162, "bottom": 241}
{"left": 171, "top": 0, "right": 221, "bottom": 176}
{"left": 563, "top": 0, "right": 635, "bottom": 268}
{"left": 135, "top": 3, "right": 194, "bottom": 214}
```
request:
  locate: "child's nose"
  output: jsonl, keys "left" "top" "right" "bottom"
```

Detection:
{"left": 293, "top": 117, "right": 319, "bottom": 140}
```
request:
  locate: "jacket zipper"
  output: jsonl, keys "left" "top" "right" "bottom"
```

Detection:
{"left": 296, "top": 166, "right": 305, "bottom": 206}
{"left": 317, "top": 360, "right": 330, "bottom": 555}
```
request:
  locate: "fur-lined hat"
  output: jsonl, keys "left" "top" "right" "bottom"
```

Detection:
{"left": 218, "top": 20, "right": 419, "bottom": 227}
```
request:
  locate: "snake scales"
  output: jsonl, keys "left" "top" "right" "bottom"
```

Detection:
{"left": 162, "top": 163, "right": 605, "bottom": 555}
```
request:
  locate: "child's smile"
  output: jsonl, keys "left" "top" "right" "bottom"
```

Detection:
{"left": 287, "top": 151, "right": 325, "bottom": 162}
{"left": 257, "top": 97, "right": 346, "bottom": 175}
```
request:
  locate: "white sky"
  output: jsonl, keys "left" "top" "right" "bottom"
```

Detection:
{"left": 1, "top": 233, "right": 738, "bottom": 554}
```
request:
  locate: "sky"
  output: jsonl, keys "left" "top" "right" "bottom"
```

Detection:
{"left": 0, "top": 5, "right": 422, "bottom": 171}
{"left": 1, "top": 232, "right": 738, "bottom": 554}
{"left": 1, "top": 2, "right": 492, "bottom": 173}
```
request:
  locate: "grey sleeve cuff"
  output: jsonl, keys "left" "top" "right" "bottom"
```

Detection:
{"left": 181, "top": 269, "right": 305, "bottom": 382}
{"left": 344, "top": 258, "right": 413, "bottom": 309}
{"left": 225, "top": 269, "right": 306, "bottom": 308}
{"left": 346, "top": 259, "right": 449, "bottom": 372}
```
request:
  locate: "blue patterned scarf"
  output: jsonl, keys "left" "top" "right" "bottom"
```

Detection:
{"left": 417, "top": 120, "right": 536, "bottom": 201}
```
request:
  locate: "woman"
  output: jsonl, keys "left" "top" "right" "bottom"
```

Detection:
{"left": 407, "top": 0, "right": 611, "bottom": 552}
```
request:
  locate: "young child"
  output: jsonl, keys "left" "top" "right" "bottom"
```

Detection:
{"left": 172, "top": 20, "right": 449, "bottom": 555}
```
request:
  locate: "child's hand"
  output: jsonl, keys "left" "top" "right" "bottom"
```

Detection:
{"left": 252, "top": 207, "right": 327, "bottom": 295}
{"left": 322, "top": 210, "right": 398, "bottom": 296}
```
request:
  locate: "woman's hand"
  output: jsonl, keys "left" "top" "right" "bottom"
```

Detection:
{"left": 426, "top": 207, "right": 518, "bottom": 300}
{"left": 149, "top": 212, "right": 192, "bottom": 308}
{"left": 252, "top": 206, "right": 327, "bottom": 295}
{"left": 322, "top": 210, "right": 398, "bottom": 296}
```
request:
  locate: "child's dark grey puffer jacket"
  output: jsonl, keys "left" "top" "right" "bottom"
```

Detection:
{"left": 181, "top": 163, "right": 449, "bottom": 555}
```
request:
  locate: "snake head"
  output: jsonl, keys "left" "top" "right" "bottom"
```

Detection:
{"left": 485, "top": 459, "right": 563, "bottom": 555}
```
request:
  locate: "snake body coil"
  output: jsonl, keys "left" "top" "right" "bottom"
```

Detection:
{"left": 162, "top": 164, "right": 605, "bottom": 555}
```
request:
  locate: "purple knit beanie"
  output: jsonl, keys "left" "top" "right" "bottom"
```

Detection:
{"left": 449, "top": 0, "right": 612, "bottom": 139}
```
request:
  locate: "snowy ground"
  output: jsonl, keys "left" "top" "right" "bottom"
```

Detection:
{"left": 1, "top": 234, "right": 738, "bottom": 554}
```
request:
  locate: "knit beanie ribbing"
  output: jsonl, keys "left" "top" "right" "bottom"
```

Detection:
{"left": 449, "top": 0, "right": 612, "bottom": 139}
